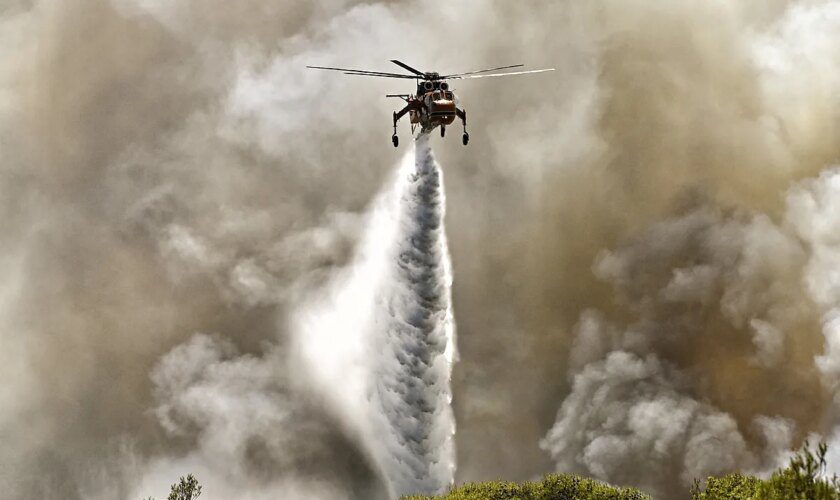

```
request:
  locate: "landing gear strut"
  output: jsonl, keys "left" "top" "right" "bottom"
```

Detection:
{"left": 457, "top": 108, "right": 469, "bottom": 146}
{"left": 392, "top": 111, "right": 399, "bottom": 147}
{"left": 440, "top": 126, "right": 446, "bottom": 138}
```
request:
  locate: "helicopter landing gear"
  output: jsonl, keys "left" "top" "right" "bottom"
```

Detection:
{"left": 456, "top": 107, "right": 468, "bottom": 146}
{"left": 440, "top": 126, "right": 446, "bottom": 138}
{"left": 392, "top": 111, "right": 400, "bottom": 147}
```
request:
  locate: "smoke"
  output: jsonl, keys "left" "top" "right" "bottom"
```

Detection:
{"left": 294, "top": 134, "right": 456, "bottom": 497}
{"left": 125, "top": 334, "right": 385, "bottom": 500}
{"left": 537, "top": 2, "right": 840, "bottom": 494}
{"left": 541, "top": 166, "right": 840, "bottom": 496}
{"left": 0, "top": 0, "right": 839, "bottom": 499}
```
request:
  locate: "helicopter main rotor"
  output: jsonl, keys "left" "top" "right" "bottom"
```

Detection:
{"left": 306, "top": 59, "right": 554, "bottom": 81}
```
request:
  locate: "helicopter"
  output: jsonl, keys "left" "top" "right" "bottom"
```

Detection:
{"left": 307, "top": 60, "right": 554, "bottom": 147}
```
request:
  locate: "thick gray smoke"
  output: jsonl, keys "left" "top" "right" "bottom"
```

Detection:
{"left": 537, "top": 3, "right": 840, "bottom": 495}
{"left": 541, "top": 167, "right": 840, "bottom": 496}
{"left": 1, "top": 0, "right": 839, "bottom": 499}
{"left": 294, "top": 134, "right": 456, "bottom": 497}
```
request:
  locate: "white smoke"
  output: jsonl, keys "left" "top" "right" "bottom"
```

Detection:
{"left": 293, "top": 134, "right": 457, "bottom": 497}
{"left": 542, "top": 348, "right": 754, "bottom": 494}
{"left": 126, "top": 335, "right": 356, "bottom": 500}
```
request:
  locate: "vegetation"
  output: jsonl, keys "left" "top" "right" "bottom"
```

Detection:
{"left": 145, "top": 442, "right": 840, "bottom": 499}
{"left": 402, "top": 474, "right": 649, "bottom": 500}
{"left": 693, "top": 441, "right": 840, "bottom": 500}
{"left": 145, "top": 474, "right": 202, "bottom": 500}
{"left": 405, "top": 442, "right": 840, "bottom": 500}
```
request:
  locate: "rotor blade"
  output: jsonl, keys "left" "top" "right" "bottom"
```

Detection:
{"left": 441, "top": 64, "right": 524, "bottom": 78}
{"left": 450, "top": 68, "right": 556, "bottom": 79}
{"left": 390, "top": 60, "right": 425, "bottom": 76}
{"left": 341, "top": 71, "right": 418, "bottom": 79}
{"left": 307, "top": 65, "right": 417, "bottom": 78}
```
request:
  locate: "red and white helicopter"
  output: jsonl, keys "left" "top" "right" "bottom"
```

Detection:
{"left": 307, "top": 60, "right": 554, "bottom": 147}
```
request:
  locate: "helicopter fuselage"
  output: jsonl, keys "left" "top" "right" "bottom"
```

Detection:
{"left": 409, "top": 88, "right": 457, "bottom": 131}
{"left": 389, "top": 79, "right": 468, "bottom": 145}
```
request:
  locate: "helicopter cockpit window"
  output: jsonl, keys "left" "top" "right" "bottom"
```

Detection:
{"left": 444, "top": 91, "right": 453, "bottom": 100}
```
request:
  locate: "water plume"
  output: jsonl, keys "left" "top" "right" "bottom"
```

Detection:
{"left": 294, "top": 133, "right": 456, "bottom": 497}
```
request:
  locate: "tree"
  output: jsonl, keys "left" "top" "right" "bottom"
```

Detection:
{"left": 145, "top": 474, "right": 202, "bottom": 500}
{"left": 693, "top": 441, "right": 840, "bottom": 500}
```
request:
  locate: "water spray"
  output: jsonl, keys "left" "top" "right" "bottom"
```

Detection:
{"left": 295, "top": 133, "right": 456, "bottom": 497}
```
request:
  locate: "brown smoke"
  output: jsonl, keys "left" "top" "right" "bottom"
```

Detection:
{"left": 0, "top": 0, "right": 838, "bottom": 498}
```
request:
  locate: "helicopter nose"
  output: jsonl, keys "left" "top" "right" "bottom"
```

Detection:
{"left": 433, "top": 99, "right": 455, "bottom": 110}
{"left": 430, "top": 99, "right": 457, "bottom": 124}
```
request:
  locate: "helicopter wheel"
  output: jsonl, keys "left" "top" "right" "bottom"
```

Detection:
{"left": 462, "top": 132, "right": 469, "bottom": 146}
{"left": 392, "top": 135, "right": 399, "bottom": 148}
{"left": 440, "top": 126, "right": 446, "bottom": 138}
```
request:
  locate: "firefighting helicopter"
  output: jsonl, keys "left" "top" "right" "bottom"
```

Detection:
{"left": 307, "top": 60, "right": 555, "bottom": 147}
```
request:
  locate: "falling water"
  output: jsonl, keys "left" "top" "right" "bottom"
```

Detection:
{"left": 294, "top": 133, "right": 456, "bottom": 497}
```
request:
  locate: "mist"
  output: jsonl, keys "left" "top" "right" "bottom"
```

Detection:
{"left": 0, "top": 0, "right": 838, "bottom": 499}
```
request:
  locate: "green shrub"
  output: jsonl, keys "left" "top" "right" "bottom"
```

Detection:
{"left": 692, "top": 474, "right": 762, "bottom": 499}
{"left": 402, "top": 473, "right": 649, "bottom": 500}
{"left": 407, "top": 442, "right": 840, "bottom": 500}
{"left": 693, "top": 441, "right": 840, "bottom": 500}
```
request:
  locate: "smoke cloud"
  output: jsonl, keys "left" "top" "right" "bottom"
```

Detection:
{"left": 541, "top": 169, "right": 840, "bottom": 495}
{"left": 0, "top": 0, "right": 838, "bottom": 499}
